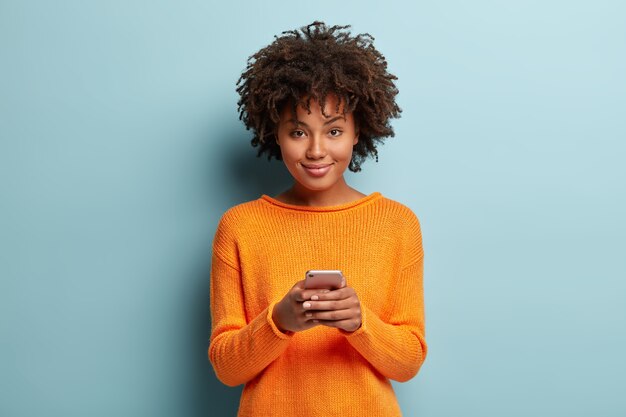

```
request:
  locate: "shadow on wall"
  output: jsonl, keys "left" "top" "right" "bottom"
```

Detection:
{"left": 189, "top": 130, "right": 292, "bottom": 416}
{"left": 225, "top": 135, "right": 293, "bottom": 206}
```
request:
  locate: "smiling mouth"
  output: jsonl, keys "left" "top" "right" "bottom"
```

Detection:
{"left": 302, "top": 164, "right": 332, "bottom": 177}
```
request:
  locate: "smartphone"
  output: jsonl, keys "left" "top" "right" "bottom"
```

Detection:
{"left": 304, "top": 270, "right": 344, "bottom": 290}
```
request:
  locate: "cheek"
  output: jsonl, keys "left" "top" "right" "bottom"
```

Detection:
{"left": 279, "top": 144, "right": 302, "bottom": 163}
{"left": 332, "top": 141, "right": 356, "bottom": 159}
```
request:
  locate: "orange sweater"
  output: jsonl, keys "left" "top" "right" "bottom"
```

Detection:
{"left": 208, "top": 192, "right": 427, "bottom": 417}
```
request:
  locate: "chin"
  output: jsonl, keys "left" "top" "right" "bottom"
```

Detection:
{"left": 296, "top": 181, "right": 326, "bottom": 191}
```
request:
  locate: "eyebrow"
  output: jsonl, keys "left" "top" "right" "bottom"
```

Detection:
{"left": 285, "top": 116, "right": 345, "bottom": 127}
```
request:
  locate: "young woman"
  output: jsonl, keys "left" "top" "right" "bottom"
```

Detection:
{"left": 209, "top": 21, "right": 427, "bottom": 417}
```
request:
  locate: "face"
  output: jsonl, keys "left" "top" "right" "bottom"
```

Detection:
{"left": 275, "top": 94, "right": 359, "bottom": 196}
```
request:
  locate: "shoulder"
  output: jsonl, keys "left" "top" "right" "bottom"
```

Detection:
{"left": 214, "top": 197, "right": 272, "bottom": 241}
{"left": 212, "top": 198, "right": 265, "bottom": 260}
{"left": 378, "top": 196, "right": 423, "bottom": 266}
{"left": 377, "top": 195, "right": 421, "bottom": 229}
{"left": 217, "top": 197, "right": 265, "bottom": 224}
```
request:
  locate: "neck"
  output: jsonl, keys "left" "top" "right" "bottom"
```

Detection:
{"left": 283, "top": 179, "right": 360, "bottom": 207}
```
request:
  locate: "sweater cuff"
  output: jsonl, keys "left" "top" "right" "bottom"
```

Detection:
{"left": 340, "top": 304, "right": 421, "bottom": 356}
{"left": 266, "top": 301, "right": 294, "bottom": 339}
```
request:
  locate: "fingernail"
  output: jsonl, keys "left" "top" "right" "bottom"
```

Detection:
{"left": 311, "top": 295, "right": 319, "bottom": 300}
{"left": 305, "top": 312, "right": 312, "bottom": 317}
{"left": 313, "top": 320, "right": 319, "bottom": 323}
{"left": 303, "top": 302, "right": 311, "bottom": 309}
{"left": 322, "top": 290, "right": 330, "bottom": 293}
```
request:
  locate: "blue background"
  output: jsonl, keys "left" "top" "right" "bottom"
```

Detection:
{"left": 1, "top": 1, "right": 625, "bottom": 416}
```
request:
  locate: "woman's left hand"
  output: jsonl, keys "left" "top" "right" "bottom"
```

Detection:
{"left": 303, "top": 277, "right": 362, "bottom": 333}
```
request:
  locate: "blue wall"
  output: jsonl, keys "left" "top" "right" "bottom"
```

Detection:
{"left": 1, "top": 1, "right": 625, "bottom": 416}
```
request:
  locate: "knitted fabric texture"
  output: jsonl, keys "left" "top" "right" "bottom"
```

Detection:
{"left": 208, "top": 192, "right": 426, "bottom": 417}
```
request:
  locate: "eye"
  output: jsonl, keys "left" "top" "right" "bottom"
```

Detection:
{"left": 329, "top": 129, "right": 342, "bottom": 137}
{"left": 290, "top": 130, "right": 306, "bottom": 138}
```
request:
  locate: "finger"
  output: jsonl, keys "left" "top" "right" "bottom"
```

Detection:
{"left": 316, "top": 318, "right": 362, "bottom": 332}
{"left": 292, "top": 280, "right": 313, "bottom": 302}
{"left": 308, "top": 287, "right": 355, "bottom": 301}
{"left": 303, "top": 298, "right": 356, "bottom": 311}
{"left": 293, "top": 288, "right": 328, "bottom": 302}
{"left": 307, "top": 308, "right": 355, "bottom": 321}
{"left": 293, "top": 279, "right": 306, "bottom": 290}
{"left": 299, "top": 288, "right": 331, "bottom": 301}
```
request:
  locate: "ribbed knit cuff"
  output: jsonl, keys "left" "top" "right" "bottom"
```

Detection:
{"left": 265, "top": 301, "right": 294, "bottom": 339}
{"left": 338, "top": 304, "right": 423, "bottom": 382}
{"left": 210, "top": 303, "right": 295, "bottom": 386}
{"left": 339, "top": 304, "right": 420, "bottom": 358}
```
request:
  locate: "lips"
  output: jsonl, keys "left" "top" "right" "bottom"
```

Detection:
{"left": 302, "top": 163, "right": 332, "bottom": 177}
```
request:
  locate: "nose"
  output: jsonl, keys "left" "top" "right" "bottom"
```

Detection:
{"left": 306, "top": 136, "right": 326, "bottom": 159}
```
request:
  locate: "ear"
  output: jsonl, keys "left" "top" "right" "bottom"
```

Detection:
{"left": 353, "top": 132, "right": 359, "bottom": 146}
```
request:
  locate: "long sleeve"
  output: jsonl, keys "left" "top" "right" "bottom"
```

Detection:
{"left": 206, "top": 193, "right": 428, "bottom": 416}
{"left": 339, "top": 212, "right": 427, "bottom": 382}
{"left": 340, "top": 258, "right": 426, "bottom": 382}
{"left": 207, "top": 215, "right": 293, "bottom": 387}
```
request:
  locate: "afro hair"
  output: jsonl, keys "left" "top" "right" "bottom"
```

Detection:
{"left": 236, "top": 21, "right": 402, "bottom": 172}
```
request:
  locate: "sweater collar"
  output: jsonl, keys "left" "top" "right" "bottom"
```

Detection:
{"left": 259, "top": 192, "right": 382, "bottom": 212}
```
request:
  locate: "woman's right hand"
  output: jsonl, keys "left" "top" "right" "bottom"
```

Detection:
{"left": 271, "top": 280, "right": 328, "bottom": 334}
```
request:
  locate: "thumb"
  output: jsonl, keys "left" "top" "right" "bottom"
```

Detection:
{"left": 340, "top": 276, "right": 347, "bottom": 288}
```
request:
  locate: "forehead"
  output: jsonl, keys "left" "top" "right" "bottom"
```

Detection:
{"left": 280, "top": 94, "right": 349, "bottom": 119}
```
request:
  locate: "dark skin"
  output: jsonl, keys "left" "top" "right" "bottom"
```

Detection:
{"left": 236, "top": 21, "right": 402, "bottom": 173}
{"left": 271, "top": 276, "right": 363, "bottom": 334}
{"left": 270, "top": 95, "right": 364, "bottom": 334}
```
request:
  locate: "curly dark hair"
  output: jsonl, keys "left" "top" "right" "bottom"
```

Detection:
{"left": 236, "top": 21, "right": 402, "bottom": 172}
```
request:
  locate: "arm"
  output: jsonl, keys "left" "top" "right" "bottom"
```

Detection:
{"left": 208, "top": 216, "right": 293, "bottom": 387}
{"left": 340, "top": 211, "right": 427, "bottom": 382}
{"left": 305, "top": 257, "right": 426, "bottom": 382}
{"left": 339, "top": 257, "right": 427, "bottom": 382}
{"left": 303, "top": 212, "right": 427, "bottom": 382}
{"left": 342, "top": 209, "right": 428, "bottom": 382}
